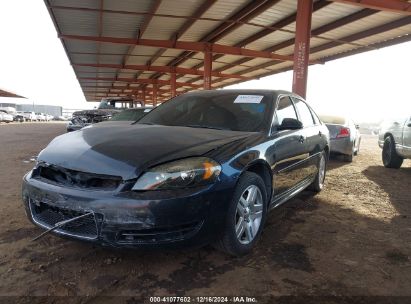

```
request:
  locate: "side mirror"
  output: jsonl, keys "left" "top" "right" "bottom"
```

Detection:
{"left": 355, "top": 124, "right": 360, "bottom": 129}
{"left": 277, "top": 118, "right": 303, "bottom": 131}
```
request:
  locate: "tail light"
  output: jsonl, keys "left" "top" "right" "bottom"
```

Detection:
{"left": 336, "top": 127, "right": 350, "bottom": 138}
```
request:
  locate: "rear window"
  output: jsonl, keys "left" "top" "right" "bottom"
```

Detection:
{"left": 319, "top": 115, "right": 346, "bottom": 125}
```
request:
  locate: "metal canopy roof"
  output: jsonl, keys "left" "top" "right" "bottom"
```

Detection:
{"left": 0, "top": 88, "right": 26, "bottom": 98}
{"left": 45, "top": 0, "right": 411, "bottom": 104}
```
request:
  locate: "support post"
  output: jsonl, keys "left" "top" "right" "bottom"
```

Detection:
{"left": 203, "top": 46, "right": 212, "bottom": 90}
{"left": 170, "top": 73, "right": 176, "bottom": 97}
{"left": 153, "top": 84, "right": 158, "bottom": 106}
{"left": 142, "top": 87, "right": 146, "bottom": 106}
{"left": 292, "top": 0, "right": 313, "bottom": 99}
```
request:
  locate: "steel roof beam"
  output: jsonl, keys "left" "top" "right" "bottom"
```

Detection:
{"left": 167, "top": 0, "right": 281, "bottom": 68}
{"left": 211, "top": 32, "right": 411, "bottom": 90}
{"left": 200, "top": 7, "right": 381, "bottom": 77}
{"left": 81, "top": 85, "right": 172, "bottom": 92}
{"left": 73, "top": 63, "right": 251, "bottom": 79}
{"left": 83, "top": 89, "right": 172, "bottom": 95}
{"left": 310, "top": 16, "right": 411, "bottom": 53}
{"left": 144, "top": 0, "right": 217, "bottom": 83}
{"left": 122, "top": 0, "right": 162, "bottom": 66}
{"left": 327, "top": 0, "right": 411, "bottom": 15}
{"left": 78, "top": 77, "right": 203, "bottom": 88}
{"left": 185, "top": 0, "right": 331, "bottom": 83}
{"left": 214, "top": 16, "right": 411, "bottom": 81}
{"left": 61, "top": 35, "right": 318, "bottom": 63}
{"left": 120, "top": 0, "right": 162, "bottom": 92}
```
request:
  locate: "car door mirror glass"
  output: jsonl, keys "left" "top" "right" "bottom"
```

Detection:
{"left": 277, "top": 118, "right": 303, "bottom": 131}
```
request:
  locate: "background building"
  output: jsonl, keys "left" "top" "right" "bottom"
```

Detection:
{"left": 0, "top": 102, "right": 62, "bottom": 117}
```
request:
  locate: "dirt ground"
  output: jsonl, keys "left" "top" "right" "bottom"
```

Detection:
{"left": 0, "top": 123, "right": 410, "bottom": 303}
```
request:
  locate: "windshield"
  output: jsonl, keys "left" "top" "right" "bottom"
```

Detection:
{"left": 138, "top": 92, "right": 273, "bottom": 132}
{"left": 111, "top": 109, "right": 149, "bottom": 121}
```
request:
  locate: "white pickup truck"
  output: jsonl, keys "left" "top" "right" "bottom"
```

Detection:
{"left": 379, "top": 116, "right": 411, "bottom": 168}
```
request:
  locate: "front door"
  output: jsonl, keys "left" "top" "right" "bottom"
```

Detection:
{"left": 268, "top": 96, "right": 309, "bottom": 198}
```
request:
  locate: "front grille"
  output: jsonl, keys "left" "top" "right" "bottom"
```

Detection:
{"left": 30, "top": 201, "right": 98, "bottom": 239}
{"left": 117, "top": 221, "right": 202, "bottom": 244}
{"left": 32, "top": 164, "right": 121, "bottom": 190}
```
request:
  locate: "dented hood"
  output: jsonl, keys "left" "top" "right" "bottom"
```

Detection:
{"left": 38, "top": 123, "right": 253, "bottom": 180}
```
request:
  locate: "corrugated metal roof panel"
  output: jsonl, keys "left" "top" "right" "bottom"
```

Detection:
{"left": 102, "top": 13, "right": 143, "bottom": 38}
{"left": 104, "top": 0, "right": 152, "bottom": 13}
{"left": 142, "top": 16, "right": 187, "bottom": 40}
{"left": 49, "top": 0, "right": 99, "bottom": 9}
{"left": 53, "top": 9, "right": 99, "bottom": 36}
{"left": 45, "top": 0, "right": 411, "bottom": 102}
{"left": 65, "top": 40, "right": 98, "bottom": 53}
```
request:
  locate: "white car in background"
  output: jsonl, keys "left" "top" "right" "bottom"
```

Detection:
{"left": 22, "top": 111, "right": 37, "bottom": 121}
{"left": 35, "top": 113, "right": 46, "bottom": 121}
{"left": 46, "top": 114, "right": 53, "bottom": 121}
{"left": 0, "top": 110, "right": 14, "bottom": 123}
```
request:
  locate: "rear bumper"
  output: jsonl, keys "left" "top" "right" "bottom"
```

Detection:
{"left": 22, "top": 171, "right": 232, "bottom": 248}
{"left": 329, "top": 137, "right": 353, "bottom": 155}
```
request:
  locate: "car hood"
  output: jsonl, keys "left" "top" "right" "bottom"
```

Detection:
{"left": 38, "top": 123, "right": 255, "bottom": 180}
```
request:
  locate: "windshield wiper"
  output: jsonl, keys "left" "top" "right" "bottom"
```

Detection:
{"left": 182, "top": 124, "right": 229, "bottom": 131}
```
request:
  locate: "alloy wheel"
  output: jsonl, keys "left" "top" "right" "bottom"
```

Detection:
{"left": 235, "top": 185, "right": 263, "bottom": 245}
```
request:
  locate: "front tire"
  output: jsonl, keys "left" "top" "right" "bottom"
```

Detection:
{"left": 382, "top": 136, "right": 403, "bottom": 169}
{"left": 215, "top": 172, "right": 267, "bottom": 256}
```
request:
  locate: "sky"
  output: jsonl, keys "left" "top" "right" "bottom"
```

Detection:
{"left": 0, "top": 0, "right": 410, "bottom": 123}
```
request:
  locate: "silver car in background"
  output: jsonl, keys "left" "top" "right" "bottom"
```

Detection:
{"left": 378, "top": 116, "right": 411, "bottom": 168}
{"left": 319, "top": 114, "right": 361, "bottom": 162}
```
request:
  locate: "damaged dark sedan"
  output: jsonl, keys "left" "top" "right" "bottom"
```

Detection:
{"left": 22, "top": 90, "right": 329, "bottom": 256}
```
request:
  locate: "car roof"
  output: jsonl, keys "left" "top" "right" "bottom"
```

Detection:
{"left": 181, "top": 89, "right": 303, "bottom": 100}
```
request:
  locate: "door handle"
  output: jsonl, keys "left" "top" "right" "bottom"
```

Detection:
{"left": 299, "top": 136, "right": 305, "bottom": 143}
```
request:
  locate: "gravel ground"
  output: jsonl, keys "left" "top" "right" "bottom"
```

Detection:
{"left": 0, "top": 123, "right": 410, "bottom": 303}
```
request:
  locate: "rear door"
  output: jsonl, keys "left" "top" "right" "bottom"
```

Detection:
{"left": 292, "top": 97, "right": 322, "bottom": 179}
{"left": 269, "top": 96, "right": 308, "bottom": 197}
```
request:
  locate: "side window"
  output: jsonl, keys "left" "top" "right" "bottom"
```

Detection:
{"left": 275, "top": 96, "right": 298, "bottom": 125}
{"left": 293, "top": 98, "right": 315, "bottom": 127}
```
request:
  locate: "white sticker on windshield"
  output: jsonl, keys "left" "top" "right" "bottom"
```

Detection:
{"left": 234, "top": 95, "right": 264, "bottom": 104}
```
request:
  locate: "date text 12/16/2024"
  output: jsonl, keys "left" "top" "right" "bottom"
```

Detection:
{"left": 149, "top": 296, "right": 258, "bottom": 303}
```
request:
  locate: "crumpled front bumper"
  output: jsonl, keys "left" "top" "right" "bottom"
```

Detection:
{"left": 22, "top": 171, "right": 232, "bottom": 248}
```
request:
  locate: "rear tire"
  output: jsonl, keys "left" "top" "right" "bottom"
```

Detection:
{"left": 354, "top": 138, "right": 361, "bottom": 156}
{"left": 343, "top": 153, "right": 353, "bottom": 162}
{"left": 382, "top": 136, "right": 403, "bottom": 169}
{"left": 214, "top": 172, "right": 267, "bottom": 256}
{"left": 308, "top": 151, "right": 327, "bottom": 193}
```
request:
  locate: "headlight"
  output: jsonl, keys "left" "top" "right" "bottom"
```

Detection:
{"left": 132, "top": 157, "right": 221, "bottom": 191}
